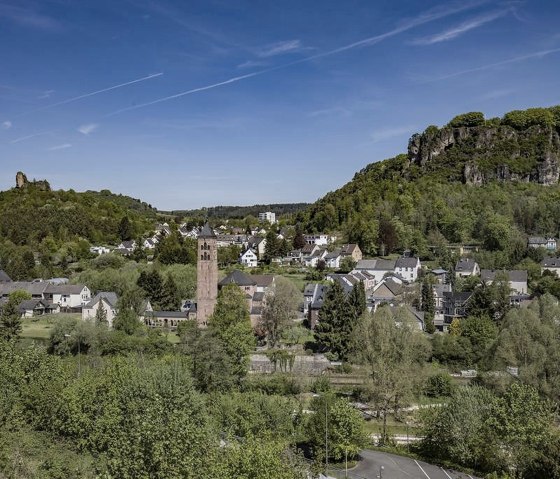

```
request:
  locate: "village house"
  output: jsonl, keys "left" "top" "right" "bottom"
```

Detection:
{"left": 117, "top": 240, "right": 137, "bottom": 252}
{"left": 443, "top": 291, "right": 473, "bottom": 324}
{"left": 455, "top": 258, "right": 480, "bottom": 278}
{"left": 0, "top": 282, "right": 91, "bottom": 311}
{"left": 89, "top": 246, "right": 111, "bottom": 255}
{"left": 431, "top": 268, "right": 448, "bottom": 284}
{"left": 247, "top": 236, "right": 267, "bottom": 259}
{"left": 304, "top": 234, "right": 336, "bottom": 246}
{"left": 218, "top": 270, "right": 275, "bottom": 327}
{"left": 324, "top": 244, "right": 362, "bottom": 269}
{"left": 19, "top": 299, "right": 60, "bottom": 318}
{"left": 143, "top": 238, "right": 157, "bottom": 250}
{"left": 394, "top": 256, "right": 421, "bottom": 282}
{"left": 145, "top": 311, "right": 191, "bottom": 329}
{"left": 258, "top": 211, "right": 276, "bottom": 224}
{"left": 354, "top": 258, "right": 396, "bottom": 283}
{"left": 541, "top": 257, "right": 560, "bottom": 276}
{"left": 303, "top": 283, "right": 329, "bottom": 329}
{"left": 216, "top": 234, "right": 248, "bottom": 248}
{"left": 480, "top": 269, "right": 528, "bottom": 295}
{"left": 528, "top": 236, "right": 557, "bottom": 250}
{"left": 239, "top": 249, "right": 258, "bottom": 268}
{"left": 82, "top": 292, "right": 119, "bottom": 327}
{"left": 433, "top": 283, "right": 452, "bottom": 331}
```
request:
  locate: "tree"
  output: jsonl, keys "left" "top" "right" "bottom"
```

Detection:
{"left": 338, "top": 256, "right": 357, "bottom": 273}
{"left": 351, "top": 307, "right": 430, "bottom": 444}
{"left": 137, "top": 270, "right": 164, "bottom": 308}
{"left": 292, "top": 227, "right": 306, "bottom": 250}
{"left": 314, "top": 281, "right": 350, "bottom": 360}
{"left": 306, "top": 394, "right": 367, "bottom": 463}
{"left": 160, "top": 275, "right": 181, "bottom": 311}
{"left": 0, "top": 290, "right": 30, "bottom": 340}
{"left": 209, "top": 284, "right": 256, "bottom": 383}
{"left": 264, "top": 230, "right": 280, "bottom": 263}
{"left": 95, "top": 302, "right": 108, "bottom": 324}
{"left": 260, "top": 277, "right": 301, "bottom": 347}
{"left": 117, "top": 216, "right": 133, "bottom": 241}
{"left": 421, "top": 277, "right": 436, "bottom": 334}
{"left": 113, "top": 308, "right": 141, "bottom": 335}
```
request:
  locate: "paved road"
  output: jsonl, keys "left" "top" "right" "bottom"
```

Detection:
{"left": 326, "top": 450, "right": 480, "bottom": 479}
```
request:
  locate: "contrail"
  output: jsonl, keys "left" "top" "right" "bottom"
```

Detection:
{"left": 14, "top": 72, "right": 163, "bottom": 117}
{"left": 430, "top": 47, "right": 560, "bottom": 81}
{"left": 107, "top": 2, "right": 482, "bottom": 116}
{"left": 10, "top": 131, "right": 52, "bottom": 143}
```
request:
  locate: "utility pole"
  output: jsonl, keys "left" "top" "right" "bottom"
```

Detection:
{"left": 325, "top": 400, "right": 328, "bottom": 472}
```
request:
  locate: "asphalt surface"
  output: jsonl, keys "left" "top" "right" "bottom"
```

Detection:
{"left": 326, "top": 450, "right": 481, "bottom": 479}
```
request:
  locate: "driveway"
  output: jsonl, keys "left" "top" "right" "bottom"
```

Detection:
{"left": 326, "top": 450, "right": 481, "bottom": 479}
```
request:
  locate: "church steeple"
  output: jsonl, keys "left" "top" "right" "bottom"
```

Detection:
{"left": 196, "top": 222, "right": 217, "bottom": 327}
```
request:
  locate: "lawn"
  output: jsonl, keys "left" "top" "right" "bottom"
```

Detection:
{"left": 20, "top": 314, "right": 81, "bottom": 340}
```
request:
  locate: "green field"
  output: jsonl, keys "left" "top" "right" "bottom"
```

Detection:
{"left": 20, "top": 314, "right": 81, "bottom": 340}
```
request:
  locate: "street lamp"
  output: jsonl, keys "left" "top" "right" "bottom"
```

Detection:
{"left": 378, "top": 465, "right": 384, "bottom": 478}
{"left": 64, "top": 333, "right": 81, "bottom": 377}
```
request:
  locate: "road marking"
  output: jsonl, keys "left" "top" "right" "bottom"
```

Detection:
{"left": 414, "top": 460, "right": 431, "bottom": 479}
{"left": 441, "top": 468, "right": 453, "bottom": 479}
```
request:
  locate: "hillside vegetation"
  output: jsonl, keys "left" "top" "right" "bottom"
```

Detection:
{"left": 305, "top": 106, "right": 560, "bottom": 263}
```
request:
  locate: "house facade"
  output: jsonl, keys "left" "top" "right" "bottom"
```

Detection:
{"left": 82, "top": 292, "right": 118, "bottom": 327}
{"left": 541, "top": 257, "right": 560, "bottom": 276}
{"left": 239, "top": 249, "right": 258, "bottom": 268}
{"left": 455, "top": 258, "right": 480, "bottom": 278}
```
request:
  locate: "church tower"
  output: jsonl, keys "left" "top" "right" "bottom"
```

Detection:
{"left": 196, "top": 222, "right": 218, "bottom": 327}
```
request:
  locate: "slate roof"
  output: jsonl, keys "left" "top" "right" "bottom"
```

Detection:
{"left": 355, "top": 258, "right": 396, "bottom": 271}
{"left": 219, "top": 270, "right": 256, "bottom": 287}
{"left": 199, "top": 222, "right": 216, "bottom": 239}
{"left": 0, "top": 281, "right": 50, "bottom": 297}
{"left": 480, "top": 269, "right": 528, "bottom": 283}
{"left": 443, "top": 291, "right": 473, "bottom": 303}
{"left": 455, "top": 258, "right": 478, "bottom": 273}
{"left": 18, "top": 299, "right": 53, "bottom": 312}
{"left": 324, "top": 249, "right": 341, "bottom": 260}
{"left": 301, "top": 244, "right": 316, "bottom": 254}
{"left": 528, "top": 236, "right": 548, "bottom": 244}
{"left": 46, "top": 284, "right": 88, "bottom": 295}
{"left": 251, "top": 274, "right": 274, "bottom": 288}
{"left": 340, "top": 244, "right": 359, "bottom": 255}
{"left": 542, "top": 257, "right": 560, "bottom": 267}
{"left": 0, "top": 270, "right": 12, "bottom": 282}
{"left": 252, "top": 292, "right": 265, "bottom": 302}
{"left": 395, "top": 257, "right": 419, "bottom": 269}
{"left": 85, "top": 292, "right": 118, "bottom": 309}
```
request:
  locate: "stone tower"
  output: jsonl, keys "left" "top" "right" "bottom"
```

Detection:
{"left": 196, "top": 222, "right": 218, "bottom": 327}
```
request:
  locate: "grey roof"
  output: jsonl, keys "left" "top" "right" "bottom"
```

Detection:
{"left": 481, "top": 269, "right": 527, "bottom": 283}
{"left": 18, "top": 299, "right": 51, "bottom": 312}
{"left": 355, "top": 259, "right": 378, "bottom": 270}
{"left": 252, "top": 291, "right": 265, "bottom": 302}
{"left": 199, "top": 222, "right": 216, "bottom": 239}
{"left": 0, "top": 281, "right": 49, "bottom": 296}
{"left": 542, "top": 257, "right": 560, "bottom": 267}
{"left": 455, "top": 258, "right": 478, "bottom": 273}
{"left": 121, "top": 240, "right": 135, "bottom": 249}
{"left": 301, "top": 244, "right": 316, "bottom": 254}
{"left": 431, "top": 268, "right": 447, "bottom": 275}
{"left": 341, "top": 244, "right": 359, "bottom": 255}
{"left": 85, "top": 292, "right": 118, "bottom": 309}
{"left": 433, "top": 284, "right": 452, "bottom": 297}
{"left": 251, "top": 274, "right": 274, "bottom": 288}
{"left": 305, "top": 283, "right": 329, "bottom": 309}
{"left": 324, "top": 249, "right": 341, "bottom": 260}
{"left": 219, "top": 270, "right": 256, "bottom": 287}
{"left": 0, "top": 270, "right": 12, "bottom": 282}
{"left": 443, "top": 291, "right": 473, "bottom": 302}
{"left": 374, "top": 259, "right": 396, "bottom": 270}
{"left": 395, "top": 257, "right": 419, "bottom": 268}
{"left": 46, "top": 284, "right": 88, "bottom": 294}
{"left": 528, "top": 236, "right": 548, "bottom": 244}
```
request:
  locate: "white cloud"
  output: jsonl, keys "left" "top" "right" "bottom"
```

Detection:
{"left": 257, "top": 40, "right": 304, "bottom": 58}
{"left": 413, "top": 10, "right": 509, "bottom": 45}
{"left": 237, "top": 60, "right": 268, "bottom": 69}
{"left": 78, "top": 123, "right": 98, "bottom": 135}
{"left": 38, "top": 89, "right": 54, "bottom": 99}
{"left": 47, "top": 143, "right": 72, "bottom": 151}
{"left": 371, "top": 126, "right": 417, "bottom": 143}
{"left": 1, "top": 121, "right": 11, "bottom": 129}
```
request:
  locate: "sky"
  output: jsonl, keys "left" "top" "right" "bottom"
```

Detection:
{"left": 1, "top": 0, "right": 560, "bottom": 210}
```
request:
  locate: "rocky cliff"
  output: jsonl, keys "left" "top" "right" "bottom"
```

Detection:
{"left": 406, "top": 109, "right": 560, "bottom": 186}
{"left": 15, "top": 171, "right": 51, "bottom": 191}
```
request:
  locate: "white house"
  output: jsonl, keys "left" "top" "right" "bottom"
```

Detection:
{"left": 240, "top": 249, "right": 258, "bottom": 268}
{"left": 528, "top": 236, "right": 557, "bottom": 250}
{"left": 46, "top": 284, "right": 91, "bottom": 310}
{"left": 304, "top": 234, "right": 330, "bottom": 246}
{"left": 394, "top": 256, "right": 421, "bottom": 282}
{"left": 143, "top": 238, "right": 157, "bottom": 250}
{"left": 480, "top": 270, "right": 528, "bottom": 295}
{"left": 117, "top": 240, "right": 137, "bottom": 252}
{"left": 82, "top": 292, "right": 118, "bottom": 327}
{"left": 455, "top": 258, "right": 480, "bottom": 278}
{"left": 90, "top": 246, "right": 111, "bottom": 255}
{"left": 248, "top": 236, "right": 267, "bottom": 259}
{"left": 354, "top": 259, "right": 396, "bottom": 283}
{"left": 542, "top": 257, "right": 560, "bottom": 276}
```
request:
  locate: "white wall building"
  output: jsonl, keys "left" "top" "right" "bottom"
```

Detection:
{"left": 258, "top": 211, "right": 276, "bottom": 224}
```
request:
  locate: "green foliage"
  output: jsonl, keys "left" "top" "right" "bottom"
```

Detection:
{"left": 260, "top": 277, "right": 301, "bottom": 347}
{"left": 306, "top": 394, "right": 367, "bottom": 462}
{"left": 209, "top": 285, "right": 256, "bottom": 384}
{"left": 424, "top": 372, "right": 454, "bottom": 397}
{"left": 448, "top": 111, "right": 485, "bottom": 128}
{"left": 502, "top": 107, "right": 556, "bottom": 130}
{"left": 117, "top": 216, "right": 133, "bottom": 241}
{"left": 0, "top": 291, "right": 31, "bottom": 340}
{"left": 113, "top": 308, "right": 140, "bottom": 335}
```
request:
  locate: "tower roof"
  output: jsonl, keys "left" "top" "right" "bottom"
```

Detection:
{"left": 199, "top": 222, "right": 216, "bottom": 238}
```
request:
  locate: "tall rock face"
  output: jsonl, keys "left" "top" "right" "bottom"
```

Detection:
{"left": 15, "top": 171, "right": 51, "bottom": 191}
{"left": 407, "top": 124, "right": 560, "bottom": 186}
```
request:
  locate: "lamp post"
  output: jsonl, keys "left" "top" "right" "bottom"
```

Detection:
{"left": 378, "top": 465, "right": 384, "bottom": 478}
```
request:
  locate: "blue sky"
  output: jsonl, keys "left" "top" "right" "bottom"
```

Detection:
{"left": 1, "top": 0, "right": 559, "bottom": 209}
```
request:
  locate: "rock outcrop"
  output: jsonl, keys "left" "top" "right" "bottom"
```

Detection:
{"left": 15, "top": 171, "right": 51, "bottom": 191}
{"left": 408, "top": 124, "right": 560, "bottom": 186}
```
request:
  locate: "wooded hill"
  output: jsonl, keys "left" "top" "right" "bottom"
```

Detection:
{"left": 0, "top": 181, "right": 157, "bottom": 246}
{"left": 163, "top": 203, "right": 310, "bottom": 219}
{"left": 305, "top": 106, "right": 560, "bottom": 265}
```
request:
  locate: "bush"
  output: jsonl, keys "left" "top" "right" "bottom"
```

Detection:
{"left": 502, "top": 108, "right": 555, "bottom": 130}
{"left": 311, "top": 376, "right": 331, "bottom": 393}
{"left": 424, "top": 372, "right": 454, "bottom": 397}
{"left": 447, "top": 112, "right": 485, "bottom": 128}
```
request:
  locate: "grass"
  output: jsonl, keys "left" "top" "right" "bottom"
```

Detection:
{"left": 20, "top": 314, "right": 81, "bottom": 340}
{"left": 363, "top": 416, "right": 421, "bottom": 438}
